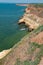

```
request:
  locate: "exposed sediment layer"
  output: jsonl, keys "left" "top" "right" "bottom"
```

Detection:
{"left": 18, "top": 6, "right": 43, "bottom": 30}
{"left": 0, "top": 49, "right": 11, "bottom": 59}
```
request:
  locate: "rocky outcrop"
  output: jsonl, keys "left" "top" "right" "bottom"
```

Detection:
{"left": 18, "top": 7, "right": 43, "bottom": 31}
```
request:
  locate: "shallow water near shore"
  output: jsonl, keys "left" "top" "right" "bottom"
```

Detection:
{"left": 0, "top": 3, "right": 27, "bottom": 51}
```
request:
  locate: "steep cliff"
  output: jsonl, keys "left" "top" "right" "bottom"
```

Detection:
{"left": 0, "top": 4, "right": 43, "bottom": 65}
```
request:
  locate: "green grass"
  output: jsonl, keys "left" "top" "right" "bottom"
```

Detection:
{"left": 14, "top": 42, "right": 43, "bottom": 65}
{"left": 15, "top": 58, "right": 23, "bottom": 65}
{"left": 32, "top": 3, "right": 43, "bottom": 8}
{"left": 34, "top": 25, "right": 43, "bottom": 34}
{"left": 28, "top": 42, "right": 40, "bottom": 54}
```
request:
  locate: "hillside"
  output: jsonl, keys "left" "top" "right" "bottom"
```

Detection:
{"left": 0, "top": 25, "right": 43, "bottom": 65}
{"left": 0, "top": 4, "right": 43, "bottom": 65}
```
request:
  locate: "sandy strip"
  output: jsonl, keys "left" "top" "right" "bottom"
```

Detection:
{"left": 16, "top": 4, "right": 28, "bottom": 6}
{"left": 0, "top": 48, "right": 11, "bottom": 59}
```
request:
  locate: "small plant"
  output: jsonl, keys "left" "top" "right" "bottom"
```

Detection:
{"left": 15, "top": 58, "right": 23, "bottom": 65}
{"left": 24, "top": 60, "right": 30, "bottom": 65}
{"left": 34, "top": 25, "right": 43, "bottom": 34}
{"left": 28, "top": 42, "right": 40, "bottom": 54}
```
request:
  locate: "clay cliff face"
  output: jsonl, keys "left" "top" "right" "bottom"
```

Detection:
{"left": 0, "top": 4, "right": 43, "bottom": 65}
{"left": 18, "top": 6, "right": 43, "bottom": 31}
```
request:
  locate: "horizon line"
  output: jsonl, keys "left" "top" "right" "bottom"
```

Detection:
{"left": 0, "top": 2, "right": 43, "bottom": 4}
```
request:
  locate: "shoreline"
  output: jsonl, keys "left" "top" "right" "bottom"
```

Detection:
{"left": 0, "top": 48, "right": 11, "bottom": 59}
{"left": 16, "top": 4, "right": 28, "bottom": 6}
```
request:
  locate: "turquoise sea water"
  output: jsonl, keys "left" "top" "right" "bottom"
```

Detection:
{"left": 0, "top": 3, "right": 27, "bottom": 51}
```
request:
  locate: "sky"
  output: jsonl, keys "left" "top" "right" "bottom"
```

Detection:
{"left": 0, "top": 0, "right": 43, "bottom": 3}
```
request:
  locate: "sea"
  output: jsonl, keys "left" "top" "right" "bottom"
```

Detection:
{"left": 0, "top": 3, "right": 27, "bottom": 51}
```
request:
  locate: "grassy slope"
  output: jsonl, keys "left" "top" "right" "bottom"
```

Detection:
{"left": 31, "top": 3, "right": 43, "bottom": 7}
{"left": 0, "top": 25, "right": 43, "bottom": 65}
{"left": 15, "top": 43, "right": 43, "bottom": 65}
{"left": 0, "top": 4, "right": 43, "bottom": 65}
{"left": 14, "top": 25, "right": 43, "bottom": 65}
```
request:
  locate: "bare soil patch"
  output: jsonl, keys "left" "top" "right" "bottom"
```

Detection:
{"left": 31, "top": 32, "right": 43, "bottom": 44}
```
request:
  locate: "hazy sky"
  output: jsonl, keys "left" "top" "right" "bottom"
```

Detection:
{"left": 0, "top": 0, "right": 43, "bottom": 3}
